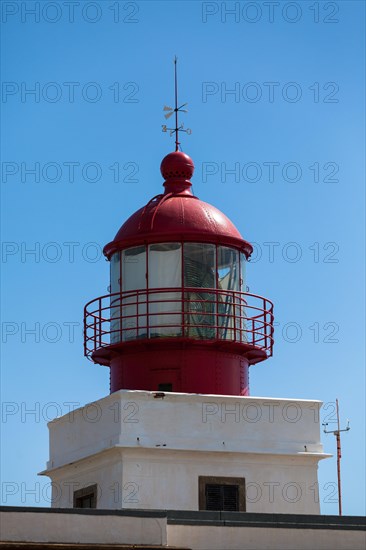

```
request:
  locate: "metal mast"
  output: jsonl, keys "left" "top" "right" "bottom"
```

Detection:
{"left": 323, "top": 398, "right": 350, "bottom": 515}
{"left": 162, "top": 56, "right": 191, "bottom": 150}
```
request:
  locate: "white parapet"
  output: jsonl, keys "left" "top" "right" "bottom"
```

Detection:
{"left": 40, "top": 391, "right": 330, "bottom": 514}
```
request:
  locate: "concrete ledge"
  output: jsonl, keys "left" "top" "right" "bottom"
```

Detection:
{"left": 2, "top": 507, "right": 365, "bottom": 529}
{"left": 167, "top": 524, "right": 366, "bottom": 550}
{"left": 0, "top": 508, "right": 167, "bottom": 546}
{"left": 0, "top": 545, "right": 190, "bottom": 550}
{"left": 1, "top": 506, "right": 166, "bottom": 518}
{"left": 1, "top": 507, "right": 365, "bottom": 550}
{"left": 166, "top": 510, "right": 366, "bottom": 530}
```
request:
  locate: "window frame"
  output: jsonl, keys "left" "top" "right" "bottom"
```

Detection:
{"left": 73, "top": 484, "right": 98, "bottom": 509}
{"left": 198, "top": 476, "right": 246, "bottom": 512}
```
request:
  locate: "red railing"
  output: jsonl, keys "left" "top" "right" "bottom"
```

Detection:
{"left": 84, "top": 288, "right": 274, "bottom": 360}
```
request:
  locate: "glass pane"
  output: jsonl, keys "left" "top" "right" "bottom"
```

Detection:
{"left": 184, "top": 243, "right": 216, "bottom": 339}
{"left": 240, "top": 253, "right": 246, "bottom": 291}
{"left": 218, "top": 247, "right": 239, "bottom": 291}
{"left": 217, "top": 247, "right": 240, "bottom": 341}
{"left": 148, "top": 243, "right": 182, "bottom": 338}
{"left": 110, "top": 252, "right": 120, "bottom": 294}
{"left": 113, "top": 246, "right": 147, "bottom": 343}
{"left": 148, "top": 243, "right": 181, "bottom": 289}
{"left": 184, "top": 243, "right": 215, "bottom": 288}
{"left": 240, "top": 253, "right": 247, "bottom": 343}
{"left": 122, "top": 246, "right": 146, "bottom": 291}
{"left": 110, "top": 252, "right": 121, "bottom": 344}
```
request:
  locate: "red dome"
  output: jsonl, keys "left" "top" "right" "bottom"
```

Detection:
{"left": 104, "top": 152, "right": 253, "bottom": 258}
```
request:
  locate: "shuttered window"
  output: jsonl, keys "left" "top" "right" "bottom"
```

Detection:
{"left": 206, "top": 483, "right": 239, "bottom": 511}
{"left": 73, "top": 484, "right": 97, "bottom": 509}
{"left": 199, "top": 476, "right": 245, "bottom": 512}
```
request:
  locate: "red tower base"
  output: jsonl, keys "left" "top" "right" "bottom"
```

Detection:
{"left": 92, "top": 340, "right": 268, "bottom": 396}
{"left": 107, "top": 346, "right": 250, "bottom": 396}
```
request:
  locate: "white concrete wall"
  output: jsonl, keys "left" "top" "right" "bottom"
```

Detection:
{"left": 120, "top": 449, "right": 322, "bottom": 514}
{"left": 0, "top": 510, "right": 166, "bottom": 545}
{"left": 2, "top": 510, "right": 364, "bottom": 550}
{"left": 48, "top": 450, "right": 123, "bottom": 508}
{"left": 41, "top": 391, "right": 330, "bottom": 514}
{"left": 168, "top": 524, "right": 366, "bottom": 550}
{"left": 45, "top": 391, "right": 326, "bottom": 468}
{"left": 46, "top": 448, "right": 321, "bottom": 513}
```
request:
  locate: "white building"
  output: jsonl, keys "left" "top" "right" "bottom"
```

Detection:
{"left": 40, "top": 391, "right": 329, "bottom": 514}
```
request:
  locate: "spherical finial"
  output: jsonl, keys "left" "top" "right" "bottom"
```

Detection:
{"left": 160, "top": 151, "right": 195, "bottom": 181}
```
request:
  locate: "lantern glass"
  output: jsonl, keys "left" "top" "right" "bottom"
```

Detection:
{"left": 109, "top": 243, "right": 245, "bottom": 344}
{"left": 122, "top": 246, "right": 146, "bottom": 291}
{"left": 183, "top": 243, "right": 216, "bottom": 338}
{"left": 217, "top": 246, "right": 240, "bottom": 340}
{"left": 148, "top": 243, "right": 182, "bottom": 288}
{"left": 148, "top": 243, "right": 182, "bottom": 337}
{"left": 217, "top": 247, "right": 240, "bottom": 291}
{"left": 117, "top": 246, "right": 148, "bottom": 341}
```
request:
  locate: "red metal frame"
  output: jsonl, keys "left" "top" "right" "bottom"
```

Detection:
{"left": 84, "top": 288, "right": 274, "bottom": 362}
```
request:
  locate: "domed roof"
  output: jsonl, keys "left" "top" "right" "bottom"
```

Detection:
{"left": 103, "top": 151, "right": 253, "bottom": 259}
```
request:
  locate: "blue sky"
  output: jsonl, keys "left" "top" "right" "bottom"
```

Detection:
{"left": 1, "top": 1, "right": 365, "bottom": 515}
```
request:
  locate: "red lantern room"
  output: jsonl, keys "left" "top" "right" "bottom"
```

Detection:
{"left": 84, "top": 58, "right": 273, "bottom": 396}
{"left": 84, "top": 148, "right": 274, "bottom": 396}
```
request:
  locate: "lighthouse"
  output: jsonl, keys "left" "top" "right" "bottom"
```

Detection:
{"left": 40, "top": 63, "right": 330, "bottom": 514}
{"left": 84, "top": 57, "right": 273, "bottom": 397}
{"left": 84, "top": 148, "right": 274, "bottom": 396}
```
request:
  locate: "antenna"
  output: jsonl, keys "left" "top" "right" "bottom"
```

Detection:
{"left": 162, "top": 56, "right": 191, "bottom": 151}
{"left": 322, "top": 398, "right": 350, "bottom": 515}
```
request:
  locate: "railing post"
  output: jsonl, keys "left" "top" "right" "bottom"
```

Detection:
{"left": 216, "top": 289, "right": 219, "bottom": 340}
{"left": 182, "top": 287, "right": 185, "bottom": 338}
{"left": 98, "top": 298, "right": 102, "bottom": 348}
{"left": 271, "top": 305, "right": 274, "bottom": 356}
{"left": 83, "top": 310, "right": 87, "bottom": 356}
{"left": 137, "top": 290, "right": 139, "bottom": 339}
{"left": 93, "top": 316, "right": 97, "bottom": 352}
{"left": 120, "top": 292, "right": 123, "bottom": 343}
{"left": 146, "top": 289, "right": 150, "bottom": 338}
{"left": 264, "top": 299, "right": 267, "bottom": 351}
{"left": 233, "top": 291, "right": 237, "bottom": 342}
{"left": 241, "top": 293, "right": 246, "bottom": 343}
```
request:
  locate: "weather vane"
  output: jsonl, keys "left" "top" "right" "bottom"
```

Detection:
{"left": 162, "top": 56, "right": 192, "bottom": 151}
